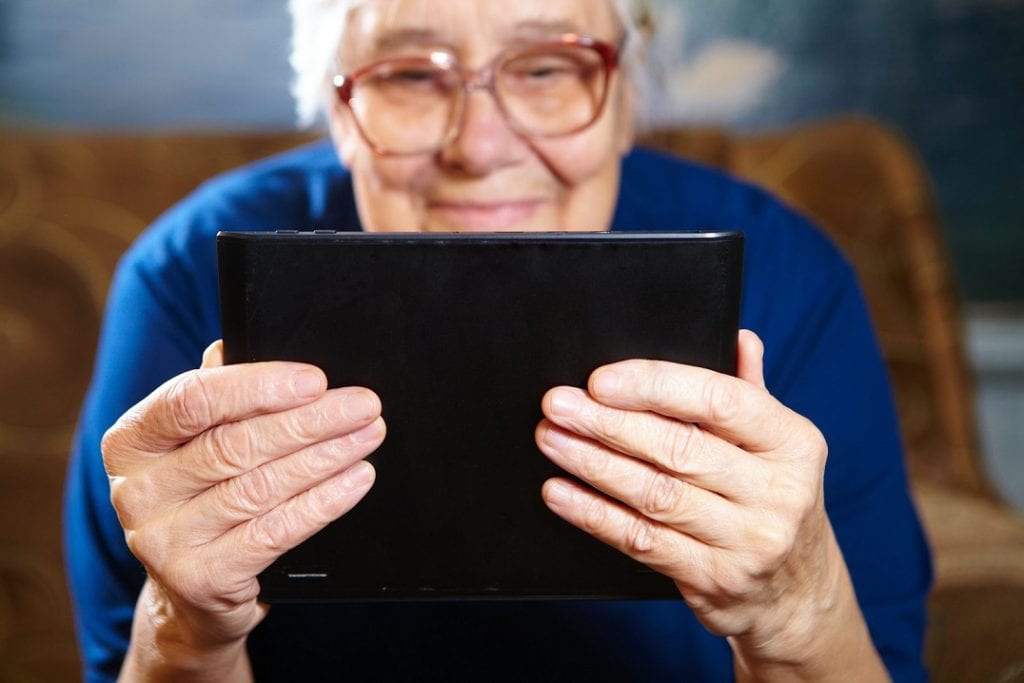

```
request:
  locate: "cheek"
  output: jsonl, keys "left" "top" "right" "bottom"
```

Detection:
{"left": 529, "top": 92, "right": 629, "bottom": 187}
{"left": 531, "top": 133, "right": 611, "bottom": 185}
{"left": 347, "top": 149, "right": 437, "bottom": 231}
{"left": 331, "top": 107, "right": 434, "bottom": 198}
{"left": 349, "top": 147, "right": 431, "bottom": 193}
{"left": 525, "top": 106, "right": 626, "bottom": 229}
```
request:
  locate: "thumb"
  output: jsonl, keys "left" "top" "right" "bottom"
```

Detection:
{"left": 201, "top": 339, "right": 225, "bottom": 369}
{"left": 737, "top": 329, "right": 766, "bottom": 389}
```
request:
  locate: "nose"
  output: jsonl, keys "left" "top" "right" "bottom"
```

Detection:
{"left": 436, "top": 87, "right": 529, "bottom": 175}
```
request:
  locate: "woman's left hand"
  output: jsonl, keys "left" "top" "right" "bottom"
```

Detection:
{"left": 535, "top": 330, "right": 887, "bottom": 680}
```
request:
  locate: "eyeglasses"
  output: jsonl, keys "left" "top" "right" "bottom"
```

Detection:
{"left": 333, "top": 34, "right": 620, "bottom": 156}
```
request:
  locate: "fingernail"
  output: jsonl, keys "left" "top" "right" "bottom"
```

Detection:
{"left": 550, "top": 389, "right": 581, "bottom": 417}
{"left": 545, "top": 481, "right": 572, "bottom": 507}
{"left": 342, "top": 391, "right": 378, "bottom": 421}
{"left": 351, "top": 419, "right": 384, "bottom": 444}
{"left": 542, "top": 425, "right": 571, "bottom": 450}
{"left": 342, "top": 462, "right": 374, "bottom": 489}
{"left": 592, "top": 369, "right": 620, "bottom": 397}
{"left": 294, "top": 370, "right": 325, "bottom": 398}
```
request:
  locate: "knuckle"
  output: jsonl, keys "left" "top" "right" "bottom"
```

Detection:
{"left": 108, "top": 470, "right": 166, "bottom": 531}
{"left": 108, "top": 479, "right": 141, "bottom": 527}
{"left": 793, "top": 485, "right": 820, "bottom": 517}
{"left": 310, "top": 480, "right": 348, "bottom": 520}
{"left": 577, "top": 443, "right": 610, "bottom": 482}
{"left": 682, "top": 592, "right": 715, "bottom": 617}
{"left": 123, "top": 527, "right": 145, "bottom": 558}
{"left": 166, "top": 371, "right": 216, "bottom": 435}
{"left": 774, "top": 473, "right": 818, "bottom": 518}
{"left": 647, "top": 363, "right": 676, "bottom": 405}
{"left": 306, "top": 439, "right": 354, "bottom": 475}
{"left": 641, "top": 471, "right": 687, "bottom": 516}
{"left": 703, "top": 377, "right": 742, "bottom": 425}
{"left": 227, "top": 466, "right": 277, "bottom": 518}
{"left": 712, "top": 567, "right": 752, "bottom": 601}
{"left": 278, "top": 406, "right": 324, "bottom": 446}
{"left": 246, "top": 511, "right": 292, "bottom": 555}
{"left": 201, "top": 423, "right": 252, "bottom": 475}
{"left": 101, "top": 413, "right": 147, "bottom": 473}
{"left": 100, "top": 423, "right": 125, "bottom": 465}
{"left": 802, "top": 420, "right": 828, "bottom": 462}
{"left": 665, "top": 422, "right": 702, "bottom": 473}
{"left": 580, "top": 496, "right": 608, "bottom": 535}
{"left": 748, "top": 522, "right": 794, "bottom": 572}
{"left": 292, "top": 445, "right": 334, "bottom": 480}
{"left": 624, "top": 515, "right": 656, "bottom": 555}
{"left": 124, "top": 524, "right": 164, "bottom": 566}
{"left": 594, "top": 405, "right": 629, "bottom": 441}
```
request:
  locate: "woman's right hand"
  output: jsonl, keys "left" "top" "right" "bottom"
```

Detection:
{"left": 102, "top": 340, "right": 385, "bottom": 681}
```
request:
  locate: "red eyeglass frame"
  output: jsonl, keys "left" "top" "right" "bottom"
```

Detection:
{"left": 331, "top": 33, "right": 621, "bottom": 156}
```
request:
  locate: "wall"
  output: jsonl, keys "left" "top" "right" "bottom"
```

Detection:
{"left": 968, "top": 306, "right": 1024, "bottom": 509}
{"left": 0, "top": 0, "right": 295, "bottom": 129}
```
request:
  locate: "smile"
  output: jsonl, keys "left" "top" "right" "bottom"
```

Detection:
{"left": 427, "top": 199, "right": 546, "bottom": 231}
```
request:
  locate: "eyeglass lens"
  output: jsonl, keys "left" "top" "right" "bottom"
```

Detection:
{"left": 348, "top": 44, "right": 610, "bottom": 155}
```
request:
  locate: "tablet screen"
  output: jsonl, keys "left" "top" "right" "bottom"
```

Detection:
{"left": 218, "top": 231, "right": 743, "bottom": 602}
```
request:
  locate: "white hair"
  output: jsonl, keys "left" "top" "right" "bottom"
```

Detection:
{"left": 287, "top": 0, "right": 651, "bottom": 128}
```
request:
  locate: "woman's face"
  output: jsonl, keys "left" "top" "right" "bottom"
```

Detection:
{"left": 329, "top": 0, "right": 634, "bottom": 232}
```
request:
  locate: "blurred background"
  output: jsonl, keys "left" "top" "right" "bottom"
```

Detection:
{"left": 1, "top": 0, "right": 1022, "bottom": 680}
{"left": 2, "top": 0, "right": 1021, "bottom": 301}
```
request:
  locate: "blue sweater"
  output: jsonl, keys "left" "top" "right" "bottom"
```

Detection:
{"left": 64, "top": 141, "right": 932, "bottom": 681}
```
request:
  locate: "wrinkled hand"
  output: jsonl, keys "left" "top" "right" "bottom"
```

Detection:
{"left": 102, "top": 341, "right": 385, "bottom": 666}
{"left": 536, "top": 331, "right": 861, "bottom": 671}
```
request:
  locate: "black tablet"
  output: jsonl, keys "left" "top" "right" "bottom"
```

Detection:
{"left": 217, "top": 230, "right": 744, "bottom": 602}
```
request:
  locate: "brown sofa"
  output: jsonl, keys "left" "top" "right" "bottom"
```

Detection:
{"left": 2, "top": 119, "right": 1022, "bottom": 681}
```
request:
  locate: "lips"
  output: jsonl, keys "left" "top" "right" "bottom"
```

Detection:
{"left": 426, "top": 199, "right": 545, "bottom": 231}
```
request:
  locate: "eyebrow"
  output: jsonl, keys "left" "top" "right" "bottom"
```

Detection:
{"left": 374, "top": 28, "right": 445, "bottom": 53}
{"left": 507, "top": 19, "right": 584, "bottom": 39}
{"left": 372, "top": 19, "right": 585, "bottom": 54}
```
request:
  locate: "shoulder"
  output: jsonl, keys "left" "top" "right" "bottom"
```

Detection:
{"left": 107, "top": 139, "right": 355, "bottom": 350}
{"left": 124, "top": 138, "right": 355, "bottom": 272}
{"left": 115, "top": 138, "right": 354, "bottom": 296}
{"left": 617, "top": 147, "right": 842, "bottom": 257}
{"left": 617, "top": 146, "right": 857, "bottom": 324}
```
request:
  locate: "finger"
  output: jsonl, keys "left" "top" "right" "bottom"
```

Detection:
{"left": 158, "top": 386, "right": 382, "bottom": 498}
{"left": 206, "top": 460, "right": 377, "bottom": 580}
{"left": 541, "top": 477, "right": 712, "bottom": 585}
{"left": 536, "top": 422, "right": 739, "bottom": 544}
{"left": 582, "top": 360, "right": 812, "bottom": 454}
{"left": 540, "top": 389, "right": 768, "bottom": 497}
{"left": 181, "top": 417, "right": 385, "bottom": 542}
{"left": 736, "top": 330, "right": 765, "bottom": 389}
{"left": 104, "top": 362, "right": 329, "bottom": 460}
{"left": 201, "top": 339, "right": 225, "bottom": 369}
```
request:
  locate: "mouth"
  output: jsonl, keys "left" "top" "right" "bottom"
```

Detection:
{"left": 426, "top": 199, "right": 545, "bottom": 231}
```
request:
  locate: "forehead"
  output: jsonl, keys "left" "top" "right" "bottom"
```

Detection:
{"left": 341, "top": 0, "right": 620, "bottom": 62}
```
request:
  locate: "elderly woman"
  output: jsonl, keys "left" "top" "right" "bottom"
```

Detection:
{"left": 64, "top": 0, "right": 931, "bottom": 680}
